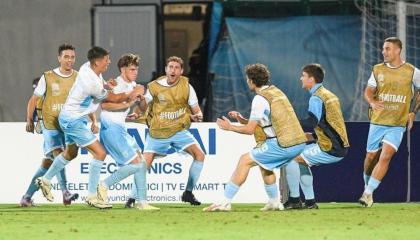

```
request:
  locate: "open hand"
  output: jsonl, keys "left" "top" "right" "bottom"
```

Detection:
{"left": 369, "top": 100, "right": 384, "bottom": 111}
{"left": 216, "top": 116, "right": 231, "bottom": 130}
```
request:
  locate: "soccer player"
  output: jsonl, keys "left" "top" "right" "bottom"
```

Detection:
{"left": 21, "top": 44, "right": 80, "bottom": 207}
{"left": 203, "top": 63, "right": 307, "bottom": 212}
{"left": 284, "top": 63, "right": 350, "bottom": 210}
{"left": 97, "top": 53, "right": 158, "bottom": 210}
{"left": 36, "top": 46, "right": 144, "bottom": 209}
{"left": 359, "top": 37, "right": 420, "bottom": 207}
{"left": 125, "top": 56, "right": 205, "bottom": 206}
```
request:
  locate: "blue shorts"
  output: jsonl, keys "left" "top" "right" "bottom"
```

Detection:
{"left": 59, "top": 114, "right": 97, "bottom": 147}
{"left": 300, "top": 143, "right": 343, "bottom": 167}
{"left": 250, "top": 139, "right": 305, "bottom": 171}
{"left": 366, "top": 124, "right": 405, "bottom": 152}
{"left": 100, "top": 120, "right": 140, "bottom": 165}
{"left": 144, "top": 130, "right": 198, "bottom": 155}
{"left": 40, "top": 121, "right": 65, "bottom": 156}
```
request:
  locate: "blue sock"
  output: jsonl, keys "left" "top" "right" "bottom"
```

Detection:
{"left": 88, "top": 159, "right": 104, "bottom": 196}
{"left": 365, "top": 177, "right": 381, "bottom": 194}
{"left": 224, "top": 181, "right": 239, "bottom": 200}
{"left": 56, "top": 169, "right": 68, "bottom": 191}
{"left": 264, "top": 183, "right": 279, "bottom": 201}
{"left": 186, "top": 160, "right": 204, "bottom": 191}
{"left": 23, "top": 166, "right": 47, "bottom": 198}
{"left": 130, "top": 182, "right": 137, "bottom": 200}
{"left": 43, "top": 154, "right": 70, "bottom": 181}
{"left": 299, "top": 164, "right": 314, "bottom": 200}
{"left": 134, "top": 161, "right": 147, "bottom": 202}
{"left": 363, "top": 173, "right": 371, "bottom": 187}
{"left": 104, "top": 163, "right": 140, "bottom": 188}
{"left": 285, "top": 160, "right": 300, "bottom": 198}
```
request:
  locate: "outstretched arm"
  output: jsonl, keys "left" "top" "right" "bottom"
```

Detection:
{"left": 217, "top": 116, "right": 258, "bottom": 135}
{"left": 228, "top": 111, "right": 248, "bottom": 124}
{"left": 105, "top": 85, "right": 145, "bottom": 103}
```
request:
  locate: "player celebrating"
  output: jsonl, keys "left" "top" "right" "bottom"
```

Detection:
{"left": 204, "top": 63, "right": 306, "bottom": 212}
{"left": 21, "top": 44, "right": 80, "bottom": 207}
{"left": 126, "top": 56, "right": 205, "bottom": 207}
{"left": 36, "top": 47, "right": 143, "bottom": 209}
{"left": 284, "top": 63, "right": 349, "bottom": 210}
{"left": 98, "top": 53, "right": 158, "bottom": 210}
{"left": 359, "top": 37, "right": 420, "bottom": 207}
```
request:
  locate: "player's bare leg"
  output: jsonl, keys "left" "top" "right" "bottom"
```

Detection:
{"left": 360, "top": 144, "right": 396, "bottom": 207}
{"left": 204, "top": 153, "right": 256, "bottom": 212}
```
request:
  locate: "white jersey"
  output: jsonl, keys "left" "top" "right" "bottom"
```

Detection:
{"left": 60, "top": 62, "right": 108, "bottom": 120}
{"left": 100, "top": 76, "right": 136, "bottom": 126}
{"left": 143, "top": 77, "right": 199, "bottom": 107}
{"left": 249, "top": 85, "right": 275, "bottom": 138}
{"left": 34, "top": 68, "right": 73, "bottom": 97}
{"left": 367, "top": 63, "right": 420, "bottom": 88}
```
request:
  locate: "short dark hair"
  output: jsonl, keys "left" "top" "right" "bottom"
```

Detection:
{"left": 302, "top": 63, "right": 325, "bottom": 83}
{"left": 166, "top": 56, "right": 183, "bottom": 68}
{"left": 245, "top": 63, "right": 271, "bottom": 87}
{"left": 385, "top": 37, "right": 403, "bottom": 50}
{"left": 58, "top": 43, "right": 75, "bottom": 56}
{"left": 117, "top": 53, "right": 140, "bottom": 72}
{"left": 87, "top": 46, "right": 109, "bottom": 63}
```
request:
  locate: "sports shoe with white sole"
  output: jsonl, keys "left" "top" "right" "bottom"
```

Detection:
{"left": 260, "top": 201, "right": 284, "bottom": 211}
{"left": 86, "top": 196, "right": 112, "bottom": 209}
{"left": 97, "top": 182, "right": 108, "bottom": 203}
{"left": 359, "top": 192, "right": 373, "bottom": 207}
{"left": 202, "top": 203, "right": 231, "bottom": 212}
{"left": 136, "top": 203, "right": 160, "bottom": 211}
{"left": 35, "top": 177, "right": 53, "bottom": 202}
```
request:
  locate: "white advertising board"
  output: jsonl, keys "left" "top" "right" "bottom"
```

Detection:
{"left": 1, "top": 123, "right": 279, "bottom": 204}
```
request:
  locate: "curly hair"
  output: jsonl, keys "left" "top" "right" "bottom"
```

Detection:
{"left": 245, "top": 63, "right": 271, "bottom": 87}
{"left": 117, "top": 53, "right": 140, "bottom": 72}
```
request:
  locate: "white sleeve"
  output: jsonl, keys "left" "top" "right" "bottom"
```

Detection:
{"left": 87, "top": 78, "right": 108, "bottom": 101}
{"left": 188, "top": 84, "right": 199, "bottom": 107}
{"left": 33, "top": 74, "right": 46, "bottom": 97}
{"left": 144, "top": 89, "right": 152, "bottom": 103}
{"left": 249, "top": 95, "right": 268, "bottom": 121}
{"left": 412, "top": 67, "right": 420, "bottom": 88}
{"left": 367, "top": 72, "right": 377, "bottom": 88}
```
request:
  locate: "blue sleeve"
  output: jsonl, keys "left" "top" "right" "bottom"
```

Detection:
{"left": 308, "top": 96, "right": 323, "bottom": 122}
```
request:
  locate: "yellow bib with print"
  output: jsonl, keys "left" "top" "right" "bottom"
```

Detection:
{"left": 147, "top": 76, "right": 191, "bottom": 138}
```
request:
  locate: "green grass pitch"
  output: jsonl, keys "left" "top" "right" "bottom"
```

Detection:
{"left": 1, "top": 203, "right": 419, "bottom": 240}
